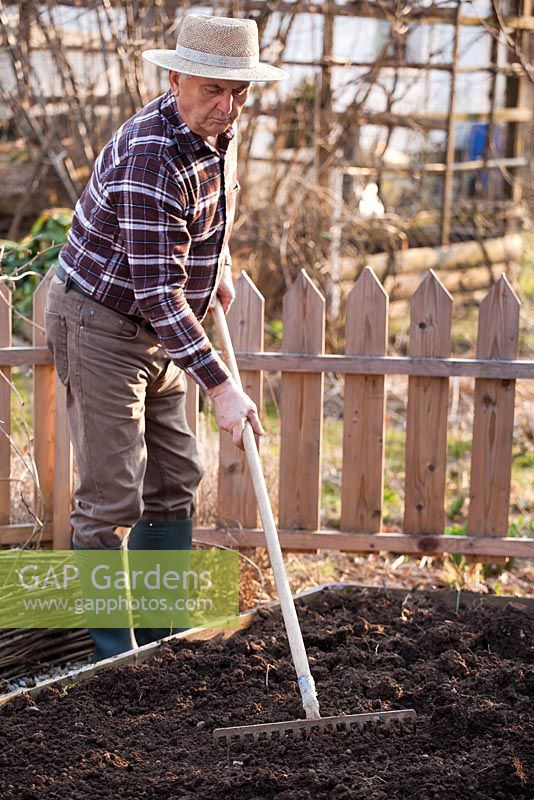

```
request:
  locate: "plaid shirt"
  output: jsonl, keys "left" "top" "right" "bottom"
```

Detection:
{"left": 58, "top": 88, "right": 238, "bottom": 390}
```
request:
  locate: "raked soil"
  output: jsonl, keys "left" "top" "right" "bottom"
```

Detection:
{"left": 0, "top": 587, "right": 532, "bottom": 800}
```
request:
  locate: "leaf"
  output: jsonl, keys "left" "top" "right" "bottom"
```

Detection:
{"left": 447, "top": 494, "right": 465, "bottom": 517}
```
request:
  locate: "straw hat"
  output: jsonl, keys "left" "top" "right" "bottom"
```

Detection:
{"left": 142, "top": 14, "right": 287, "bottom": 82}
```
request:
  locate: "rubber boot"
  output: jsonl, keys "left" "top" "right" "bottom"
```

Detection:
{"left": 127, "top": 518, "right": 193, "bottom": 646}
{"left": 73, "top": 542, "right": 137, "bottom": 662}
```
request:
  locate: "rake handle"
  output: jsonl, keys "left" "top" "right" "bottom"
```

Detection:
{"left": 213, "top": 300, "right": 320, "bottom": 720}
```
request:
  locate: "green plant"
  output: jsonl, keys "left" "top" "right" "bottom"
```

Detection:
{"left": 513, "top": 451, "right": 534, "bottom": 471}
{"left": 447, "top": 439, "right": 472, "bottom": 460}
{"left": 442, "top": 523, "right": 467, "bottom": 569}
{"left": 0, "top": 208, "right": 73, "bottom": 330}
{"left": 383, "top": 486, "right": 403, "bottom": 522}
{"left": 447, "top": 494, "right": 465, "bottom": 518}
{"left": 265, "top": 318, "right": 283, "bottom": 345}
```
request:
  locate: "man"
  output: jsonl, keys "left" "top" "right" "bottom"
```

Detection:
{"left": 45, "top": 14, "right": 287, "bottom": 659}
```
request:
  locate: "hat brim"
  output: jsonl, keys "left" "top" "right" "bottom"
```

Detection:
{"left": 142, "top": 50, "right": 287, "bottom": 82}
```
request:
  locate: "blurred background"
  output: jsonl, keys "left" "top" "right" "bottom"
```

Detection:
{"left": 0, "top": 0, "right": 533, "bottom": 322}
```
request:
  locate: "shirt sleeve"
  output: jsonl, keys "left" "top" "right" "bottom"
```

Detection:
{"left": 110, "top": 155, "right": 230, "bottom": 391}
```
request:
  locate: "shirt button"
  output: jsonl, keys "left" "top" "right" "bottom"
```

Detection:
{"left": 118, "top": 320, "right": 124, "bottom": 326}
{"left": 89, "top": 310, "right": 96, "bottom": 316}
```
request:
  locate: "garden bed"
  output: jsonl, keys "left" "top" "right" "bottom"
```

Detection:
{"left": 0, "top": 585, "right": 532, "bottom": 799}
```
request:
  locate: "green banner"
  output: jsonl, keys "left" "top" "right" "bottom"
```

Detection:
{"left": 0, "top": 550, "right": 239, "bottom": 630}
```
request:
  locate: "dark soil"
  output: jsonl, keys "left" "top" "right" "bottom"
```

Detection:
{"left": 0, "top": 587, "right": 533, "bottom": 800}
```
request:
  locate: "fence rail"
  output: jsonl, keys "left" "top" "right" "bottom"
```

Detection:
{"left": 0, "top": 267, "right": 532, "bottom": 559}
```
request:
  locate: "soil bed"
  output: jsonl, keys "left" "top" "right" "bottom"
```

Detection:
{"left": 0, "top": 587, "right": 532, "bottom": 800}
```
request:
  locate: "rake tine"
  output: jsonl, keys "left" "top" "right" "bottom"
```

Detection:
{"left": 214, "top": 708, "right": 417, "bottom": 744}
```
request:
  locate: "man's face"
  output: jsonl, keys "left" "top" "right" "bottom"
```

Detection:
{"left": 170, "top": 72, "right": 250, "bottom": 139}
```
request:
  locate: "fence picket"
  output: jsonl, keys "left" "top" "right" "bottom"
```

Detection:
{"left": 218, "top": 273, "right": 264, "bottom": 528}
{"left": 53, "top": 377, "right": 73, "bottom": 549}
{"left": 279, "top": 271, "right": 325, "bottom": 530}
{"left": 33, "top": 271, "right": 56, "bottom": 529}
{"left": 341, "top": 267, "right": 388, "bottom": 532}
{"left": 468, "top": 276, "right": 520, "bottom": 535}
{"left": 0, "top": 285, "right": 11, "bottom": 525}
{"left": 404, "top": 271, "right": 452, "bottom": 534}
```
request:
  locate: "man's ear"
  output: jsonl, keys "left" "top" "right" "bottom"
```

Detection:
{"left": 169, "top": 71, "right": 181, "bottom": 95}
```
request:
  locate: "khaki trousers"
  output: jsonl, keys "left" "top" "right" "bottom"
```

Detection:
{"left": 45, "top": 273, "right": 203, "bottom": 549}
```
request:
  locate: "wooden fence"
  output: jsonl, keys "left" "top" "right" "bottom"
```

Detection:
{"left": 0, "top": 267, "right": 533, "bottom": 560}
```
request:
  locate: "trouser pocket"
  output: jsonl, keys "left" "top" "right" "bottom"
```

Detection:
{"left": 44, "top": 310, "right": 69, "bottom": 385}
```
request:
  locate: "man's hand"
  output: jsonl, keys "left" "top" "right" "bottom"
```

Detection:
{"left": 209, "top": 264, "right": 235, "bottom": 315}
{"left": 206, "top": 378, "right": 264, "bottom": 450}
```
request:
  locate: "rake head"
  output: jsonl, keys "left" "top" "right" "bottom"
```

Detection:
{"left": 213, "top": 708, "right": 416, "bottom": 745}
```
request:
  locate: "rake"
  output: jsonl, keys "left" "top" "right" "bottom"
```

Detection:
{"left": 212, "top": 300, "right": 416, "bottom": 744}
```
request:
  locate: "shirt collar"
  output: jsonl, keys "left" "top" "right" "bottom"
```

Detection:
{"left": 159, "top": 88, "right": 234, "bottom": 155}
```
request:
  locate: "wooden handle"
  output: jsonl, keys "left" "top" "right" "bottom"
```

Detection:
{"left": 212, "top": 301, "right": 320, "bottom": 719}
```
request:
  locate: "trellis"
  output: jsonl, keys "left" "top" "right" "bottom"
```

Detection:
{"left": 0, "top": 0, "right": 532, "bottom": 252}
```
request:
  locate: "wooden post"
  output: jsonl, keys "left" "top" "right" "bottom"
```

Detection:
{"left": 341, "top": 268, "right": 388, "bottom": 533}
{"left": 33, "top": 271, "right": 56, "bottom": 531}
{"left": 315, "top": 3, "right": 334, "bottom": 187}
{"left": 504, "top": 0, "right": 532, "bottom": 222}
{"left": 404, "top": 271, "right": 453, "bottom": 534}
{"left": 217, "top": 272, "right": 264, "bottom": 528}
{"left": 482, "top": 30, "right": 500, "bottom": 203}
{"left": 468, "top": 276, "right": 520, "bottom": 535}
{"left": 279, "top": 271, "right": 325, "bottom": 530}
{"left": 0, "top": 285, "right": 12, "bottom": 526}
{"left": 441, "top": 2, "right": 461, "bottom": 245}
{"left": 33, "top": 271, "right": 73, "bottom": 548}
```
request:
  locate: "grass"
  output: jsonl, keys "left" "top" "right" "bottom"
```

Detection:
{"left": 319, "top": 410, "right": 532, "bottom": 536}
{"left": 517, "top": 232, "right": 534, "bottom": 356}
{"left": 10, "top": 368, "right": 32, "bottom": 436}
